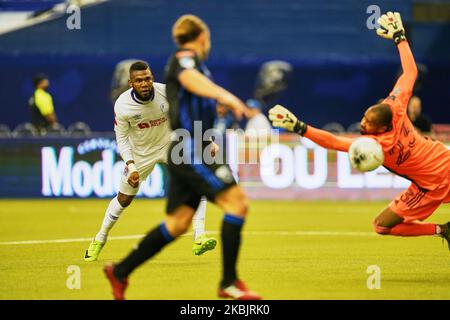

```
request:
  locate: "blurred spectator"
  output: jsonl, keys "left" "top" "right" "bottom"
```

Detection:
{"left": 393, "top": 62, "right": 433, "bottom": 134}
{"left": 407, "top": 96, "right": 433, "bottom": 134}
{"left": 28, "top": 73, "right": 59, "bottom": 132}
{"left": 214, "top": 103, "right": 239, "bottom": 135}
{"left": 110, "top": 59, "right": 140, "bottom": 103}
{"left": 242, "top": 60, "right": 293, "bottom": 133}
{"left": 244, "top": 99, "right": 272, "bottom": 134}
{"left": 377, "top": 95, "right": 433, "bottom": 135}
{"left": 254, "top": 60, "right": 293, "bottom": 109}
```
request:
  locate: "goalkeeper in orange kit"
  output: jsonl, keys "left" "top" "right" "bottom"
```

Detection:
{"left": 269, "top": 12, "right": 450, "bottom": 246}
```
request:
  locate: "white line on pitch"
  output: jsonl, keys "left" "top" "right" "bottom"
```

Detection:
{"left": 0, "top": 230, "right": 376, "bottom": 246}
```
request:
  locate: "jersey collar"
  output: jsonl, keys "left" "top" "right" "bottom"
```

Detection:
{"left": 131, "top": 88, "right": 155, "bottom": 105}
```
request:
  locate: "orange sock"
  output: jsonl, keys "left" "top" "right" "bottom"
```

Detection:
{"left": 389, "top": 222, "right": 437, "bottom": 236}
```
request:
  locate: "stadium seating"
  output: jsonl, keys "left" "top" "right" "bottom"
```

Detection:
{"left": 322, "top": 122, "right": 346, "bottom": 134}
{"left": 42, "top": 123, "right": 66, "bottom": 137}
{"left": 67, "top": 121, "right": 92, "bottom": 137}
{"left": 347, "top": 122, "right": 361, "bottom": 133}
{"left": 0, "top": 124, "right": 11, "bottom": 138}
{"left": 12, "top": 122, "right": 38, "bottom": 137}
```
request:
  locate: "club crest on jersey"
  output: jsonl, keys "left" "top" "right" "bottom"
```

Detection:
{"left": 179, "top": 57, "right": 196, "bottom": 69}
{"left": 215, "top": 165, "right": 234, "bottom": 184}
{"left": 160, "top": 103, "right": 167, "bottom": 113}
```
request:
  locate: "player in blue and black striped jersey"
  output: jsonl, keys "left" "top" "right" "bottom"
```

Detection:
{"left": 104, "top": 14, "right": 261, "bottom": 300}
{"left": 165, "top": 44, "right": 216, "bottom": 135}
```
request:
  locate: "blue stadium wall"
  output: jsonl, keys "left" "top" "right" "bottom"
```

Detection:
{"left": 0, "top": 0, "right": 449, "bottom": 132}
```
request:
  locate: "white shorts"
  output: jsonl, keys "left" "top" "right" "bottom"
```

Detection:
{"left": 119, "top": 152, "right": 168, "bottom": 196}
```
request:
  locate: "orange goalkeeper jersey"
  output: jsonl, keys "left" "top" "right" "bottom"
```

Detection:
{"left": 369, "top": 112, "right": 449, "bottom": 191}
{"left": 372, "top": 41, "right": 450, "bottom": 190}
{"left": 367, "top": 42, "right": 449, "bottom": 191}
{"left": 304, "top": 41, "right": 450, "bottom": 191}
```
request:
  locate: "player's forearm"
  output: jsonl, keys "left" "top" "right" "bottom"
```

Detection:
{"left": 115, "top": 131, "right": 133, "bottom": 163}
{"left": 178, "top": 69, "right": 228, "bottom": 101}
{"left": 269, "top": 105, "right": 353, "bottom": 151}
{"left": 118, "top": 146, "right": 133, "bottom": 164}
{"left": 397, "top": 41, "right": 418, "bottom": 91}
{"left": 303, "top": 126, "right": 353, "bottom": 152}
{"left": 45, "top": 113, "right": 58, "bottom": 125}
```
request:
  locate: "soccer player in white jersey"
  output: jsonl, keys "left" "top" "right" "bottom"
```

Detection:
{"left": 84, "top": 61, "right": 217, "bottom": 261}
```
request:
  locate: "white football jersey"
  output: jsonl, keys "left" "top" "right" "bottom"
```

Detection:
{"left": 114, "top": 83, "right": 171, "bottom": 164}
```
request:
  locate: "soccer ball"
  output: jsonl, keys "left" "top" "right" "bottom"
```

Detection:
{"left": 348, "top": 137, "right": 384, "bottom": 172}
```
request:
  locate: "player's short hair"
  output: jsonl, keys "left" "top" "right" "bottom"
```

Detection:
{"left": 129, "top": 61, "right": 150, "bottom": 77}
{"left": 371, "top": 104, "right": 393, "bottom": 130}
{"left": 172, "top": 14, "right": 208, "bottom": 46}
{"left": 32, "top": 73, "right": 48, "bottom": 88}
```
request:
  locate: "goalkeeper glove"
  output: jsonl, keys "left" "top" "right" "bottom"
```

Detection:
{"left": 268, "top": 104, "right": 307, "bottom": 135}
{"left": 376, "top": 11, "right": 406, "bottom": 44}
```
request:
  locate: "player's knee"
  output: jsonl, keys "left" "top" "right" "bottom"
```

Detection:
{"left": 372, "top": 220, "right": 391, "bottom": 235}
{"left": 237, "top": 196, "right": 249, "bottom": 217}
{"left": 215, "top": 186, "right": 249, "bottom": 217}
{"left": 167, "top": 215, "right": 191, "bottom": 236}
{"left": 178, "top": 219, "right": 191, "bottom": 235}
{"left": 231, "top": 188, "right": 249, "bottom": 216}
{"left": 119, "top": 199, "right": 132, "bottom": 208}
{"left": 117, "top": 193, "right": 134, "bottom": 207}
{"left": 226, "top": 194, "right": 249, "bottom": 217}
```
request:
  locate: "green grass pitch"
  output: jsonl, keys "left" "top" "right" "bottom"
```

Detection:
{"left": 0, "top": 199, "right": 449, "bottom": 300}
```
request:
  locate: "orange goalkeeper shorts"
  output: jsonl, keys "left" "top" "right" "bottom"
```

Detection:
{"left": 389, "top": 176, "right": 450, "bottom": 223}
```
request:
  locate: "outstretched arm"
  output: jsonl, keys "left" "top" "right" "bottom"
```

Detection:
{"left": 387, "top": 41, "right": 418, "bottom": 101}
{"left": 178, "top": 68, "right": 250, "bottom": 120}
{"left": 303, "top": 126, "right": 353, "bottom": 152}
{"left": 377, "top": 12, "right": 418, "bottom": 105}
{"left": 268, "top": 104, "right": 354, "bottom": 152}
{"left": 173, "top": 50, "right": 251, "bottom": 121}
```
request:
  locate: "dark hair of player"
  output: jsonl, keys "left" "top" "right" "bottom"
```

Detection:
{"left": 32, "top": 73, "right": 48, "bottom": 88}
{"left": 129, "top": 61, "right": 149, "bottom": 77}
{"left": 372, "top": 103, "right": 393, "bottom": 131}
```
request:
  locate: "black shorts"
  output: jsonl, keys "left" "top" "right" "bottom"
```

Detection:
{"left": 165, "top": 141, "right": 237, "bottom": 213}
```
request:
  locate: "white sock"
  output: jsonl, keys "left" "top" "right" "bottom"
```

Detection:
{"left": 193, "top": 196, "right": 207, "bottom": 241}
{"left": 95, "top": 196, "right": 125, "bottom": 243}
